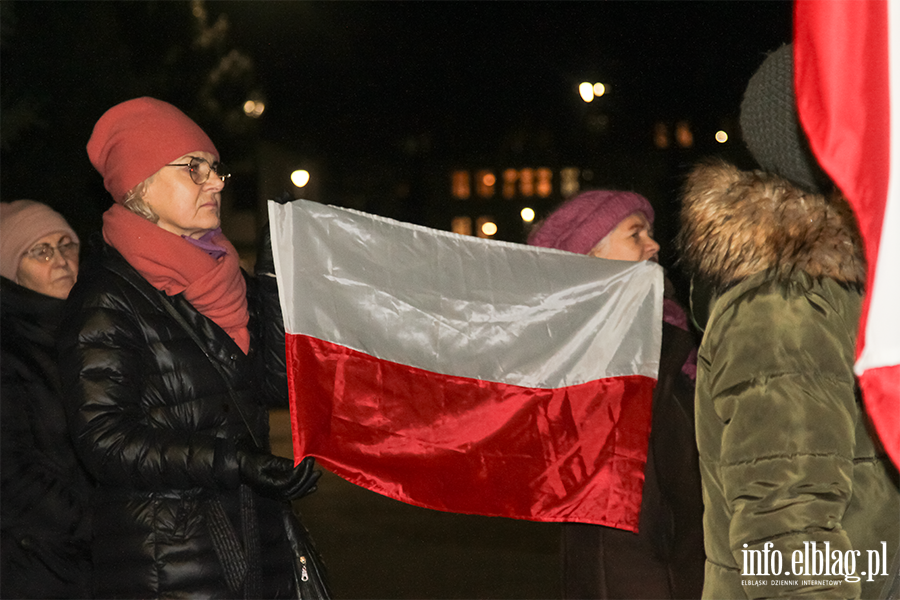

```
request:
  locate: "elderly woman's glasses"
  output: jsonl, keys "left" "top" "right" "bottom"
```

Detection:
{"left": 165, "top": 157, "right": 231, "bottom": 186}
{"left": 26, "top": 241, "right": 80, "bottom": 262}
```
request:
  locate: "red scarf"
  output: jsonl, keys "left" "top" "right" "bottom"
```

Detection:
{"left": 102, "top": 204, "right": 250, "bottom": 354}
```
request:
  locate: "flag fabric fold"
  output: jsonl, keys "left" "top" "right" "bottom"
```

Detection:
{"left": 269, "top": 199, "right": 663, "bottom": 530}
{"left": 794, "top": 0, "right": 900, "bottom": 464}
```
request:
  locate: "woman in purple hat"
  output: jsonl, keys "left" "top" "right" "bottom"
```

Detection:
{"left": 529, "top": 189, "right": 704, "bottom": 599}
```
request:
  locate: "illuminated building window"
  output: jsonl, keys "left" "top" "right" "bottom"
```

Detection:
{"left": 452, "top": 171, "right": 471, "bottom": 199}
{"left": 451, "top": 216, "right": 473, "bottom": 236}
{"left": 502, "top": 168, "right": 518, "bottom": 199}
{"left": 536, "top": 168, "right": 552, "bottom": 198}
{"left": 676, "top": 121, "right": 693, "bottom": 148}
{"left": 561, "top": 167, "right": 580, "bottom": 198}
{"left": 519, "top": 168, "right": 534, "bottom": 197}
{"left": 654, "top": 122, "right": 670, "bottom": 149}
{"left": 476, "top": 216, "right": 497, "bottom": 238}
{"left": 476, "top": 170, "right": 496, "bottom": 198}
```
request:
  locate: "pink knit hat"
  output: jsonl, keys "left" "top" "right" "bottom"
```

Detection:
{"left": 87, "top": 97, "right": 218, "bottom": 203}
{"left": 0, "top": 200, "right": 79, "bottom": 281}
{"left": 527, "top": 190, "right": 655, "bottom": 255}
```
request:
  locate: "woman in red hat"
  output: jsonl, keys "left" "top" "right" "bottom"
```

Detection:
{"left": 59, "top": 97, "right": 321, "bottom": 598}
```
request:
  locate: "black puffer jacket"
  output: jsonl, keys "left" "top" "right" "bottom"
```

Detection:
{"left": 58, "top": 242, "right": 295, "bottom": 599}
{"left": 1, "top": 277, "right": 93, "bottom": 599}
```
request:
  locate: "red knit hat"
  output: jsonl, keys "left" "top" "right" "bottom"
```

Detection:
{"left": 86, "top": 97, "right": 218, "bottom": 203}
{"left": 527, "top": 190, "right": 655, "bottom": 255}
{"left": 0, "top": 200, "right": 79, "bottom": 281}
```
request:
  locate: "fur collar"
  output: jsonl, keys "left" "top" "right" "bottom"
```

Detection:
{"left": 677, "top": 160, "right": 865, "bottom": 291}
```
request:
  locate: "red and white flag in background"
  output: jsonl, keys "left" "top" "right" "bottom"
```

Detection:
{"left": 269, "top": 199, "right": 663, "bottom": 530}
{"left": 795, "top": 0, "right": 900, "bottom": 465}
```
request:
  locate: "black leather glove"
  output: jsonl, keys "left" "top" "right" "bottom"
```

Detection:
{"left": 236, "top": 442, "right": 321, "bottom": 501}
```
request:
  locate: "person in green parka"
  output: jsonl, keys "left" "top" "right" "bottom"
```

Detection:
{"left": 677, "top": 44, "right": 900, "bottom": 599}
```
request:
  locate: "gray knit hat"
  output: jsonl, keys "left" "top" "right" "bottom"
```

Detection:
{"left": 740, "top": 44, "right": 832, "bottom": 194}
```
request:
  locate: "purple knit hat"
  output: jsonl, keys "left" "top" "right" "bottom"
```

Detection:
{"left": 527, "top": 190, "right": 654, "bottom": 254}
{"left": 0, "top": 200, "right": 79, "bottom": 281}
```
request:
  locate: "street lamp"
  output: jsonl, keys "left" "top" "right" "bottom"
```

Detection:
{"left": 521, "top": 207, "right": 535, "bottom": 223}
{"left": 579, "top": 81, "right": 607, "bottom": 103}
{"left": 291, "top": 169, "right": 310, "bottom": 188}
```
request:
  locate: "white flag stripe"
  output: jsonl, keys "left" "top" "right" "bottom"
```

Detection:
{"left": 269, "top": 200, "right": 663, "bottom": 389}
{"left": 857, "top": 0, "right": 900, "bottom": 374}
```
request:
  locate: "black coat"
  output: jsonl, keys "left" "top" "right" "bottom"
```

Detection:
{"left": 58, "top": 242, "right": 295, "bottom": 599}
{"left": 1, "top": 277, "right": 93, "bottom": 599}
{"left": 560, "top": 318, "right": 706, "bottom": 599}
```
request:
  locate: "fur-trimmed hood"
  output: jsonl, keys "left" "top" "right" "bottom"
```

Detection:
{"left": 677, "top": 160, "right": 865, "bottom": 291}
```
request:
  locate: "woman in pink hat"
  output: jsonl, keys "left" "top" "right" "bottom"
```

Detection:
{"left": 1, "top": 200, "right": 92, "bottom": 598}
{"left": 529, "top": 190, "right": 704, "bottom": 599}
{"left": 58, "top": 98, "right": 322, "bottom": 598}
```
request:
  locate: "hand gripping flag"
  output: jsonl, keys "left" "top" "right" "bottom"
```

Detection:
{"left": 269, "top": 200, "right": 663, "bottom": 530}
{"left": 794, "top": 0, "right": 900, "bottom": 465}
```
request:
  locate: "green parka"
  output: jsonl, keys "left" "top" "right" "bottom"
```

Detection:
{"left": 678, "top": 160, "right": 899, "bottom": 599}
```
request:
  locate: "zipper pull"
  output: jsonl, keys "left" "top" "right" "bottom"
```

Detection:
{"left": 300, "top": 555, "right": 309, "bottom": 581}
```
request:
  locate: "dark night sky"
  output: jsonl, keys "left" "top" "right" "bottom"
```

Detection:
{"left": 1, "top": 1, "right": 793, "bottom": 239}
{"left": 212, "top": 1, "right": 793, "bottom": 159}
{"left": 214, "top": 0, "right": 793, "bottom": 257}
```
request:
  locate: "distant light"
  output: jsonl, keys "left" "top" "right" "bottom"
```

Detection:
{"left": 452, "top": 171, "right": 471, "bottom": 199}
{"left": 579, "top": 82, "right": 595, "bottom": 103}
{"left": 243, "top": 100, "right": 265, "bottom": 118}
{"left": 291, "top": 170, "right": 310, "bottom": 188}
{"left": 536, "top": 168, "right": 552, "bottom": 197}
{"left": 654, "top": 122, "right": 670, "bottom": 149}
{"left": 451, "top": 216, "right": 473, "bottom": 236}
{"left": 715, "top": 130, "right": 729, "bottom": 143}
{"left": 561, "top": 167, "right": 580, "bottom": 197}
{"left": 481, "top": 221, "right": 498, "bottom": 236}
{"left": 676, "top": 121, "right": 694, "bottom": 148}
{"left": 521, "top": 207, "right": 535, "bottom": 223}
{"left": 502, "top": 168, "right": 518, "bottom": 199}
{"left": 476, "top": 170, "right": 496, "bottom": 198}
{"left": 579, "top": 82, "right": 607, "bottom": 102}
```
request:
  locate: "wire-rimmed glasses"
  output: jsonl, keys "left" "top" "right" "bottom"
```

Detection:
{"left": 25, "top": 241, "right": 80, "bottom": 262}
{"left": 165, "top": 156, "right": 231, "bottom": 186}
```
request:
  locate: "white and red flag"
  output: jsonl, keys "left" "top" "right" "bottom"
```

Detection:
{"left": 269, "top": 199, "right": 663, "bottom": 530}
{"left": 794, "top": 0, "right": 900, "bottom": 464}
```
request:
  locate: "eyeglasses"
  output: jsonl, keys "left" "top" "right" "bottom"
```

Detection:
{"left": 25, "top": 241, "right": 80, "bottom": 262}
{"left": 164, "top": 156, "right": 231, "bottom": 186}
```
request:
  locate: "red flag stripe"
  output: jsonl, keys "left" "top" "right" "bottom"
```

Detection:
{"left": 794, "top": 0, "right": 900, "bottom": 462}
{"left": 286, "top": 333, "right": 654, "bottom": 530}
{"left": 794, "top": 0, "right": 889, "bottom": 360}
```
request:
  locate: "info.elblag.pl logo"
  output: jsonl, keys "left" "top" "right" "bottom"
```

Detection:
{"left": 742, "top": 541, "right": 891, "bottom": 583}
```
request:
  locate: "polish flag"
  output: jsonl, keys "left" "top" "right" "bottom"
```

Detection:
{"left": 269, "top": 200, "right": 663, "bottom": 530}
{"left": 795, "top": 0, "right": 900, "bottom": 464}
